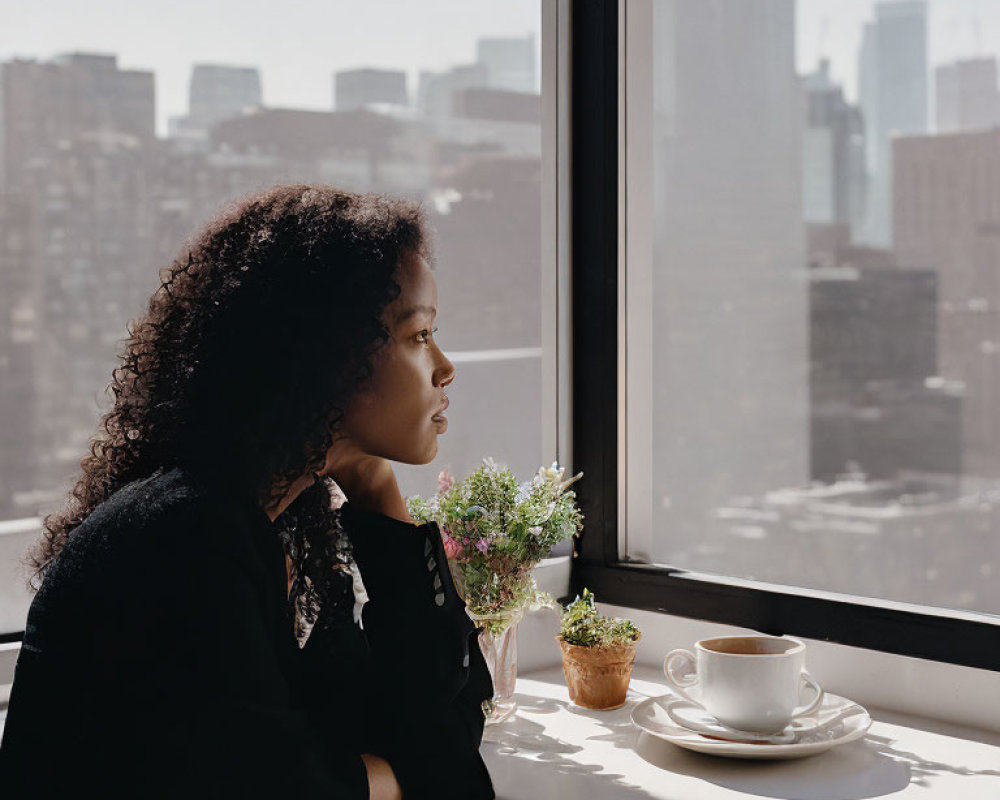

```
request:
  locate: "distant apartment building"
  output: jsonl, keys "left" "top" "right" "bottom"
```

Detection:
{"left": 809, "top": 246, "right": 960, "bottom": 482}
{"left": 421, "top": 85, "right": 541, "bottom": 161}
{"left": 189, "top": 64, "right": 261, "bottom": 128}
{"left": 169, "top": 64, "right": 261, "bottom": 138}
{"left": 417, "top": 34, "right": 537, "bottom": 121}
{"left": 936, "top": 58, "right": 1000, "bottom": 134}
{"left": 895, "top": 128, "right": 1000, "bottom": 478}
{"left": 417, "top": 64, "right": 490, "bottom": 119}
{"left": 334, "top": 68, "right": 408, "bottom": 111}
{"left": 0, "top": 196, "right": 39, "bottom": 516}
{"left": 0, "top": 52, "right": 157, "bottom": 500}
{"left": 211, "top": 107, "right": 430, "bottom": 195}
{"left": 0, "top": 53, "right": 155, "bottom": 192}
{"left": 451, "top": 88, "right": 539, "bottom": 124}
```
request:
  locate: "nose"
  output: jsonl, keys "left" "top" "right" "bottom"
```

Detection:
{"left": 435, "top": 346, "right": 456, "bottom": 388}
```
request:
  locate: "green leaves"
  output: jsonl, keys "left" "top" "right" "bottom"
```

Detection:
{"left": 406, "top": 458, "right": 585, "bottom": 620}
{"left": 559, "top": 588, "right": 640, "bottom": 648}
{"left": 407, "top": 458, "right": 583, "bottom": 564}
{"left": 406, "top": 494, "right": 433, "bottom": 524}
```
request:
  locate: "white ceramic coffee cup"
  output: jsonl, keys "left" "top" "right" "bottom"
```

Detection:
{"left": 663, "top": 635, "right": 824, "bottom": 733}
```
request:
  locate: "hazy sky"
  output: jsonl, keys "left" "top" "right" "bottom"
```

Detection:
{"left": 2, "top": 0, "right": 541, "bottom": 134}
{"left": 797, "top": 0, "right": 1000, "bottom": 101}
{"left": 4, "top": 0, "right": 1000, "bottom": 134}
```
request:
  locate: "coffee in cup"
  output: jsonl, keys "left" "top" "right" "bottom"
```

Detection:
{"left": 663, "top": 635, "right": 823, "bottom": 733}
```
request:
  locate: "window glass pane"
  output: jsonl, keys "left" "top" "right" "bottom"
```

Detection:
{"left": 0, "top": 1, "right": 543, "bottom": 635}
{"left": 633, "top": 0, "right": 999, "bottom": 615}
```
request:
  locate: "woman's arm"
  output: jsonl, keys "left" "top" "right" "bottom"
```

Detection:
{"left": 338, "top": 503, "right": 495, "bottom": 798}
{"left": 361, "top": 753, "right": 403, "bottom": 800}
{"left": 317, "top": 451, "right": 494, "bottom": 797}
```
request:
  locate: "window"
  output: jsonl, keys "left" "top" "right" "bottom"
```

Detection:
{"left": 0, "top": 0, "right": 547, "bottom": 638}
{"left": 572, "top": 0, "right": 1000, "bottom": 670}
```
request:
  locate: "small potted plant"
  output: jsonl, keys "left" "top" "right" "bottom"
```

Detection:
{"left": 556, "top": 588, "right": 641, "bottom": 710}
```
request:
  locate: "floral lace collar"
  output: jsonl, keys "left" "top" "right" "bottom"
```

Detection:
{"left": 273, "top": 475, "right": 369, "bottom": 648}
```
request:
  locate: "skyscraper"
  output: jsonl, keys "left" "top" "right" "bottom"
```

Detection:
{"left": 857, "top": 0, "right": 928, "bottom": 247}
{"left": 802, "top": 59, "right": 866, "bottom": 235}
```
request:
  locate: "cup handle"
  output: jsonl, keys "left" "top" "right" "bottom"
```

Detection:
{"left": 663, "top": 649, "right": 699, "bottom": 705}
{"left": 793, "top": 671, "right": 824, "bottom": 717}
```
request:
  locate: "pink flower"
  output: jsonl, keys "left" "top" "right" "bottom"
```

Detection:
{"left": 443, "top": 533, "right": 462, "bottom": 560}
{"left": 437, "top": 469, "right": 455, "bottom": 494}
{"left": 475, "top": 538, "right": 490, "bottom": 554}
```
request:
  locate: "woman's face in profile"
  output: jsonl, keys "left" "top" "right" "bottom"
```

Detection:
{"left": 340, "top": 250, "right": 456, "bottom": 464}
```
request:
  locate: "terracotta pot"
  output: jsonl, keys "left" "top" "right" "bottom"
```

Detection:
{"left": 556, "top": 632, "right": 641, "bottom": 710}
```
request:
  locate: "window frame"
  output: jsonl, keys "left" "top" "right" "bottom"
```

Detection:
{"left": 567, "top": 0, "right": 1000, "bottom": 672}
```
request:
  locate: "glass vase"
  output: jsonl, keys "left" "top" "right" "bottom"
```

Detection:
{"left": 467, "top": 606, "right": 526, "bottom": 725}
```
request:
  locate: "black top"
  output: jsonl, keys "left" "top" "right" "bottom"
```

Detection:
{"left": 0, "top": 466, "right": 495, "bottom": 799}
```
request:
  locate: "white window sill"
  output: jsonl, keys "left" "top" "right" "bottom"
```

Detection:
{"left": 482, "top": 662, "right": 1000, "bottom": 799}
{"left": 520, "top": 559, "right": 1000, "bottom": 733}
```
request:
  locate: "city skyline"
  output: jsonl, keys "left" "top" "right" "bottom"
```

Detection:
{"left": 2, "top": 0, "right": 541, "bottom": 135}
{"left": 6, "top": 0, "right": 1000, "bottom": 137}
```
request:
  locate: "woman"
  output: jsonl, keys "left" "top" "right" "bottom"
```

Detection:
{"left": 0, "top": 185, "right": 495, "bottom": 799}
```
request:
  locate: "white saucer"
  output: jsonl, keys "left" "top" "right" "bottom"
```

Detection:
{"left": 663, "top": 693, "right": 865, "bottom": 745}
{"left": 631, "top": 689, "right": 871, "bottom": 760}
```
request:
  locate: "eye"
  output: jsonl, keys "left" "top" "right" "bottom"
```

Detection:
{"left": 417, "top": 327, "right": 439, "bottom": 344}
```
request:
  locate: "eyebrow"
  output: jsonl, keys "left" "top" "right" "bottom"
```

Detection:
{"left": 394, "top": 304, "right": 437, "bottom": 326}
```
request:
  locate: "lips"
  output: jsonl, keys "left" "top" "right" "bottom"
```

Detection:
{"left": 432, "top": 396, "right": 450, "bottom": 419}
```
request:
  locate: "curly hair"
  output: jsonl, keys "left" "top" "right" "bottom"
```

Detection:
{"left": 27, "top": 184, "right": 428, "bottom": 591}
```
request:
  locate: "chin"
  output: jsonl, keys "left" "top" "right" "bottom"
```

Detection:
{"left": 394, "top": 440, "right": 438, "bottom": 466}
{"left": 418, "top": 441, "right": 439, "bottom": 464}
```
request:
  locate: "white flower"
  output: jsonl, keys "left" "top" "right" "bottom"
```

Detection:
{"left": 533, "top": 462, "right": 582, "bottom": 493}
{"left": 483, "top": 456, "right": 506, "bottom": 474}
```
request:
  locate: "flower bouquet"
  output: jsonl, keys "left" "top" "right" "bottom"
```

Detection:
{"left": 407, "top": 457, "right": 583, "bottom": 723}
